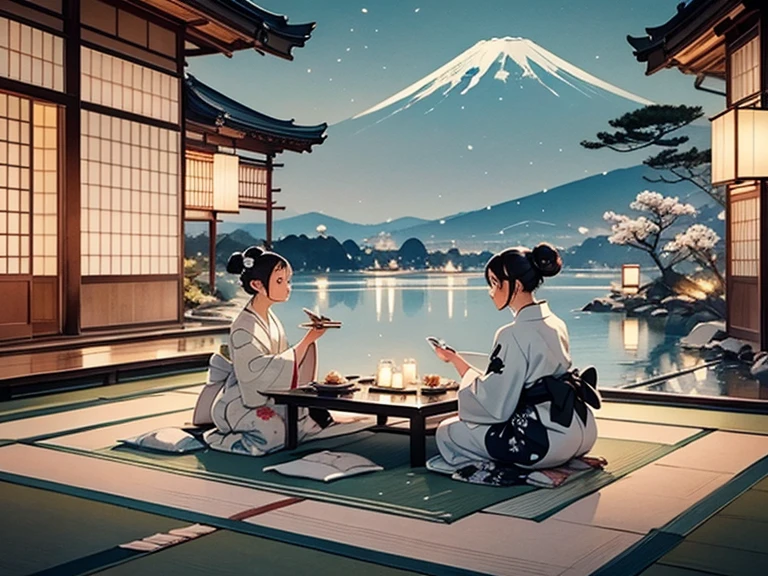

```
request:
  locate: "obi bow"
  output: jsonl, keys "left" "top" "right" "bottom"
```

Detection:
{"left": 533, "top": 367, "right": 601, "bottom": 428}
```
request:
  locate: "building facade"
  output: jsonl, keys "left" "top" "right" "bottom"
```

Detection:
{"left": 0, "top": 0, "right": 316, "bottom": 341}
{"left": 630, "top": 0, "right": 767, "bottom": 350}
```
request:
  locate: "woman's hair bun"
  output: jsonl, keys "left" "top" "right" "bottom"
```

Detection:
{"left": 243, "top": 246, "right": 265, "bottom": 259}
{"left": 531, "top": 243, "right": 562, "bottom": 277}
{"left": 226, "top": 252, "right": 245, "bottom": 274}
{"left": 227, "top": 246, "right": 267, "bottom": 275}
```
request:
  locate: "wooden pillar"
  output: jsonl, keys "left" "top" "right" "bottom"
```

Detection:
{"left": 62, "top": 0, "right": 81, "bottom": 335}
{"left": 760, "top": 12, "right": 768, "bottom": 351}
{"left": 177, "top": 26, "right": 186, "bottom": 324}
{"left": 265, "top": 154, "right": 274, "bottom": 249}
{"left": 209, "top": 217, "right": 217, "bottom": 295}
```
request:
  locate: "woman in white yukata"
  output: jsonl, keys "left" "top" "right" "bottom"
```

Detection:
{"left": 202, "top": 246, "right": 331, "bottom": 456}
{"left": 429, "top": 243, "right": 601, "bottom": 477}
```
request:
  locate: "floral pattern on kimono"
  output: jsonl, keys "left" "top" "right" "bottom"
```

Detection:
{"left": 204, "top": 306, "right": 321, "bottom": 456}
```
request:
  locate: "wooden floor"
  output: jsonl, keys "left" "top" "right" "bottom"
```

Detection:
{"left": 0, "top": 333, "right": 225, "bottom": 397}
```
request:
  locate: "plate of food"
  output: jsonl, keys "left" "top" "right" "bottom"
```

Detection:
{"left": 311, "top": 370, "right": 356, "bottom": 392}
{"left": 420, "top": 374, "right": 459, "bottom": 395}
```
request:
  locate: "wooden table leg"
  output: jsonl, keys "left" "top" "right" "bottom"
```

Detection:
{"left": 377, "top": 414, "right": 388, "bottom": 426}
{"left": 286, "top": 404, "right": 299, "bottom": 450}
{"left": 409, "top": 415, "right": 427, "bottom": 467}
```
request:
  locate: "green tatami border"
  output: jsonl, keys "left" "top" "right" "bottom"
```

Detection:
{"left": 0, "top": 374, "right": 206, "bottom": 424}
{"left": 591, "top": 453, "right": 768, "bottom": 576}
{"left": 0, "top": 470, "right": 491, "bottom": 576}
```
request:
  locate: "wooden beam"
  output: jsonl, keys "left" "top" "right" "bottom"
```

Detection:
{"left": 265, "top": 154, "right": 274, "bottom": 248}
{"left": 177, "top": 23, "right": 186, "bottom": 325}
{"left": 760, "top": 12, "right": 768, "bottom": 351}
{"left": 209, "top": 217, "right": 217, "bottom": 296}
{"left": 63, "top": 0, "right": 81, "bottom": 336}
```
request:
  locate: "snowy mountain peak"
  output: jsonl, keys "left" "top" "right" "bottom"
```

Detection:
{"left": 351, "top": 36, "right": 654, "bottom": 120}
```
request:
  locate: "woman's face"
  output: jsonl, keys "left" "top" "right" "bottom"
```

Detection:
{"left": 487, "top": 270, "right": 510, "bottom": 310}
{"left": 268, "top": 264, "right": 293, "bottom": 302}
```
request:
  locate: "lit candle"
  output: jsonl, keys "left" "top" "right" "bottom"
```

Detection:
{"left": 377, "top": 360, "right": 393, "bottom": 387}
{"left": 402, "top": 359, "right": 417, "bottom": 385}
{"left": 392, "top": 371, "right": 403, "bottom": 389}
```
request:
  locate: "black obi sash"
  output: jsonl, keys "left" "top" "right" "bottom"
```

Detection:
{"left": 483, "top": 367, "right": 600, "bottom": 465}
{"left": 521, "top": 367, "right": 601, "bottom": 428}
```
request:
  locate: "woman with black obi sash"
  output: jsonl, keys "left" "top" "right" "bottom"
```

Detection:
{"left": 429, "top": 243, "right": 600, "bottom": 474}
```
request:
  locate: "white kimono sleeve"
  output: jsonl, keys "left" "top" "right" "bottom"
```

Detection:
{"left": 230, "top": 327, "right": 296, "bottom": 408}
{"left": 457, "top": 330, "right": 528, "bottom": 424}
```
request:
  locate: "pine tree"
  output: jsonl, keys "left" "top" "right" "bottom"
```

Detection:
{"left": 581, "top": 105, "right": 723, "bottom": 206}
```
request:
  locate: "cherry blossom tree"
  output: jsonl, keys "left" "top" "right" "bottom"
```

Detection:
{"left": 604, "top": 191, "right": 702, "bottom": 289}
{"left": 664, "top": 224, "right": 724, "bottom": 293}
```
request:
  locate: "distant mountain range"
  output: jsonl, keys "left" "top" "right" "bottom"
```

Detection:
{"left": 188, "top": 163, "right": 720, "bottom": 254}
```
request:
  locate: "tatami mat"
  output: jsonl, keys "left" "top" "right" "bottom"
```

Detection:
{"left": 94, "top": 529, "right": 425, "bottom": 576}
{"left": 594, "top": 419, "right": 702, "bottom": 445}
{"left": 41, "top": 410, "right": 196, "bottom": 450}
{"left": 598, "top": 403, "right": 768, "bottom": 435}
{"left": 0, "top": 372, "right": 204, "bottom": 420}
{"left": 0, "top": 444, "right": 286, "bottom": 518}
{"left": 550, "top": 431, "right": 768, "bottom": 535}
{"left": 652, "top": 431, "right": 768, "bottom": 474}
{"left": 246, "top": 499, "right": 641, "bottom": 576}
{"left": 0, "top": 392, "right": 196, "bottom": 441}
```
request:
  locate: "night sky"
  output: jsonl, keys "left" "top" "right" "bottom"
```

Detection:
{"left": 187, "top": 1, "right": 724, "bottom": 223}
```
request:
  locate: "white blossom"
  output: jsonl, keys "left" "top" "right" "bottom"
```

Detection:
{"left": 664, "top": 224, "right": 720, "bottom": 253}
{"left": 603, "top": 211, "right": 660, "bottom": 244}
{"left": 630, "top": 190, "right": 697, "bottom": 218}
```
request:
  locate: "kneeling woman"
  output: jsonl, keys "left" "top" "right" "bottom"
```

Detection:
{"left": 204, "top": 246, "right": 327, "bottom": 456}
{"left": 431, "top": 243, "right": 599, "bottom": 473}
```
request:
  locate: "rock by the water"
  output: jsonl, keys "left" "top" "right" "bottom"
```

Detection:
{"left": 738, "top": 349, "right": 755, "bottom": 364}
{"left": 630, "top": 304, "right": 656, "bottom": 316}
{"left": 661, "top": 295, "right": 697, "bottom": 311}
{"left": 665, "top": 310, "right": 693, "bottom": 336}
{"left": 713, "top": 337, "right": 753, "bottom": 358}
{"left": 582, "top": 298, "right": 616, "bottom": 313}
{"left": 751, "top": 352, "right": 768, "bottom": 382}
{"left": 646, "top": 282, "right": 673, "bottom": 303}
{"left": 680, "top": 321, "right": 727, "bottom": 349}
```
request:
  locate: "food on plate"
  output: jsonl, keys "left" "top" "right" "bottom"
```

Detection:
{"left": 323, "top": 370, "right": 347, "bottom": 385}
{"left": 423, "top": 374, "right": 441, "bottom": 388}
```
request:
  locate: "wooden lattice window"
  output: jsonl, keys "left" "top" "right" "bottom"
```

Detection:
{"left": 185, "top": 151, "right": 213, "bottom": 210}
{"left": 0, "top": 17, "right": 64, "bottom": 92}
{"left": 730, "top": 182, "right": 759, "bottom": 277}
{"left": 0, "top": 93, "right": 31, "bottom": 275}
{"left": 81, "top": 47, "right": 179, "bottom": 124}
{"left": 730, "top": 35, "right": 760, "bottom": 105}
{"left": 81, "top": 109, "right": 179, "bottom": 276}
{"left": 239, "top": 162, "right": 268, "bottom": 207}
{"left": 32, "top": 102, "right": 58, "bottom": 276}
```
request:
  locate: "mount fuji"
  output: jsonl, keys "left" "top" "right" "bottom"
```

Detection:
{"left": 269, "top": 37, "right": 691, "bottom": 229}
{"left": 352, "top": 37, "right": 653, "bottom": 121}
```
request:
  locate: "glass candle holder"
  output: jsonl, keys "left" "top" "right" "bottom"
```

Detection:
{"left": 391, "top": 371, "right": 404, "bottom": 389}
{"left": 402, "top": 358, "right": 417, "bottom": 385}
{"left": 376, "top": 359, "right": 393, "bottom": 387}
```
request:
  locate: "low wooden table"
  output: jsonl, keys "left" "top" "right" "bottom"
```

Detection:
{"left": 266, "top": 385, "right": 459, "bottom": 467}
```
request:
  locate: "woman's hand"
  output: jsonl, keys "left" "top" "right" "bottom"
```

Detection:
{"left": 305, "top": 325, "right": 327, "bottom": 342}
{"left": 433, "top": 346, "right": 471, "bottom": 378}
{"left": 434, "top": 346, "right": 456, "bottom": 363}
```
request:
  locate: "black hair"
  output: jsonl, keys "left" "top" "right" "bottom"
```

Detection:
{"left": 226, "top": 246, "right": 290, "bottom": 297}
{"left": 484, "top": 243, "right": 562, "bottom": 305}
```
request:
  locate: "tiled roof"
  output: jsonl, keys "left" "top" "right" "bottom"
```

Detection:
{"left": 185, "top": 74, "right": 327, "bottom": 153}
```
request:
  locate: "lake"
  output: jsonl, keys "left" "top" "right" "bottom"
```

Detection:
{"left": 220, "top": 270, "right": 742, "bottom": 395}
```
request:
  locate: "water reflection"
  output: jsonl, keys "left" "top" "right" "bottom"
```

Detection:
{"left": 402, "top": 288, "right": 425, "bottom": 317}
{"left": 222, "top": 272, "right": 763, "bottom": 399}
